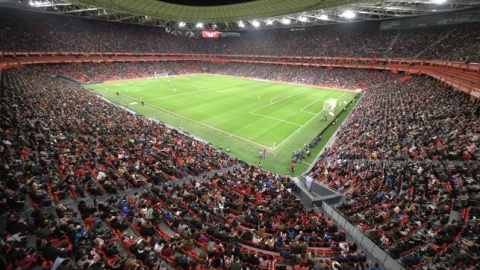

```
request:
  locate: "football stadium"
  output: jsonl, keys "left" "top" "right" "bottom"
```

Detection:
{"left": 0, "top": 0, "right": 479, "bottom": 270}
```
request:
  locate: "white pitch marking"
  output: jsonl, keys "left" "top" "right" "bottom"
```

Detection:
{"left": 273, "top": 92, "right": 349, "bottom": 150}
{"left": 250, "top": 91, "right": 305, "bottom": 114}
{"left": 300, "top": 98, "right": 322, "bottom": 114}
{"left": 249, "top": 112, "right": 302, "bottom": 127}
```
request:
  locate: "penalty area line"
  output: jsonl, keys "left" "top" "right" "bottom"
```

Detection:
{"left": 274, "top": 91, "right": 350, "bottom": 150}
{"left": 250, "top": 91, "right": 304, "bottom": 114}
{"left": 249, "top": 112, "right": 302, "bottom": 127}
{"left": 100, "top": 88, "right": 273, "bottom": 150}
{"left": 145, "top": 105, "right": 273, "bottom": 150}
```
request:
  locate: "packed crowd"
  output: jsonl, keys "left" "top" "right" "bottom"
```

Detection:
{"left": 1, "top": 66, "right": 236, "bottom": 198}
{"left": 45, "top": 62, "right": 398, "bottom": 91}
{"left": 1, "top": 67, "right": 381, "bottom": 270}
{"left": 2, "top": 65, "right": 477, "bottom": 270}
{"left": 310, "top": 76, "right": 480, "bottom": 269}
{"left": 1, "top": 5, "right": 480, "bottom": 270}
{"left": 192, "top": 63, "right": 398, "bottom": 90}
{"left": 0, "top": 8, "right": 480, "bottom": 62}
{"left": 420, "top": 23, "right": 480, "bottom": 62}
{"left": 58, "top": 62, "right": 205, "bottom": 82}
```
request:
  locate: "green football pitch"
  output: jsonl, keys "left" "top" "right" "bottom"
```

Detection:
{"left": 86, "top": 74, "right": 357, "bottom": 176}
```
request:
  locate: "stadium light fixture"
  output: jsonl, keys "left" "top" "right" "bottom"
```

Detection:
{"left": 29, "top": 0, "right": 53, "bottom": 7}
{"left": 178, "top": 21, "right": 186, "bottom": 27}
{"left": 265, "top": 19, "right": 273, "bottom": 25}
{"left": 298, "top": 16, "right": 308, "bottom": 22}
{"left": 252, "top": 20, "right": 260, "bottom": 27}
{"left": 238, "top": 21, "right": 245, "bottom": 28}
{"left": 196, "top": 22, "right": 203, "bottom": 28}
{"left": 319, "top": 14, "right": 329, "bottom": 20}
{"left": 282, "top": 18, "right": 291, "bottom": 25}
{"left": 340, "top": 10, "right": 356, "bottom": 19}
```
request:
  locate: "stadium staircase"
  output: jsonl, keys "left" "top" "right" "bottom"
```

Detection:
{"left": 169, "top": 66, "right": 180, "bottom": 75}
{"left": 56, "top": 74, "right": 81, "bottom": 84}
{"left": 383, "top": 31, "right": 401, "bottom": 58}
{"left": 81, "top": 65, "right": 94, "bottom": 82}
{"left": 248, "top": 66, "right": 259, "bottom": 77}
{"left": 314, "top": 71, "right": 327, "bottom": 86}
{"left": 345, "top": 72, "right": 359, "bottom": 89}
{"left": 413, "top": 29, "right": 457, "bottom": 59}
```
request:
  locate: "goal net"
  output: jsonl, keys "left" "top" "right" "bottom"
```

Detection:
{"left": 337, "top": 94, "right": 349, "bottom": 109}
{"left": 323, "top": 98, "right": 337, "bottom": 116}
{"left": 154, "top": 72, "right": 169, "bottom": 79}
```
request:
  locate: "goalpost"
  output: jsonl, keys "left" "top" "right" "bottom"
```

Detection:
{"left": 323, "top": 98, "right": 337, "bottom": 116}
{"left": 153, "top": 72, "right": 169, "bottom": 79}
{"left": 337, "top": 94, "right": 349, "bottom": 109}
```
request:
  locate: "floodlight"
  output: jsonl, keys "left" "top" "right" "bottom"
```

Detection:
{"left": 196, "top": 22, "right": 203, "bottom": 28}
{"left": 178, "top": 22, "right": 186, "bottom": 27}
{"left": 431, "top": 0, "right": 447, "bottom": 3}
{"left": 298, "top": 16, "right": 308, "bottom": 22}
{"left": 265, "top": 19, "right": 273, "bottom": 25}
{"left": 238, "top": 21, "right": 245, "bottom": 28}
{"left": 252, "top": 20, "right": 260, "bottom": 27}
{"left": 282, "top": 18, "right": 291, "bottom": 25}
{"left": 30, "top": 1, "right": 44, "bottom": 7}
{"left": 340, "top": 10, "right": 356, "bottom": 19}
{"left": 319, "top": 14, "right": 329, "bottom": 20}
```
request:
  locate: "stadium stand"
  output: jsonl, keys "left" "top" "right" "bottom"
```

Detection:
{"left": 1, "top": 6, "right": 480, "bottom": 270}
{"left": 39, "top": 62, "right": 398, "bottom": 90}
{"left": 2, "top": 67, "right": 372, "bottom": 270}
{"left": 311, "top": 77, "right": 480, "bottom": 269}
{"left": 0, "top": 8, "right": 479, "bottom": 62}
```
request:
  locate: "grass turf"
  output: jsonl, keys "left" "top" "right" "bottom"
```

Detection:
{"left": 86, "top": 74, "right": 357, "bottom": 176}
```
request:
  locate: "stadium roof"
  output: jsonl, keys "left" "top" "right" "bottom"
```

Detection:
{"left": 2, "top": 0, "right": 480, "bottom": 30}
